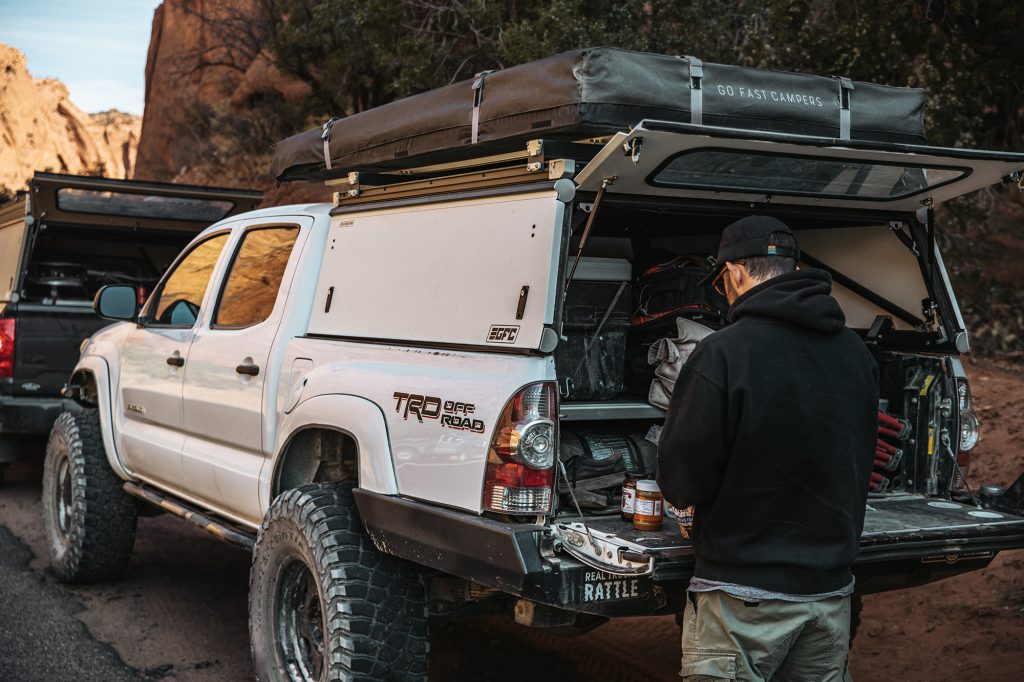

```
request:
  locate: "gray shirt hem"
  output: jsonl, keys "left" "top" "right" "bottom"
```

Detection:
{"left": 688, "top": 576, "right": 856, "bottom": 602}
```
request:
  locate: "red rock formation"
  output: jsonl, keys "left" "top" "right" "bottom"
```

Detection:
{"left": 134, "top": 0, "right": 308, "bottom": 182}
{"left": 0, "top": 44, "right": 140, "bottom": 191}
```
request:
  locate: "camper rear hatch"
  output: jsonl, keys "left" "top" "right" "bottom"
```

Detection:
{"left": 574, "top": 121, "right": 1024, "bottom": 213}
{"left": 29, "top": 172, "right": 262, "bottom": 231}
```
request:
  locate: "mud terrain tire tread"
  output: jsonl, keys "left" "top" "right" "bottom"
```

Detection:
{"left": 250, "top": 482, "right": 428, "bottom": 682}
{"left": 42, "top": 410, "right": 137, "bottom": 583}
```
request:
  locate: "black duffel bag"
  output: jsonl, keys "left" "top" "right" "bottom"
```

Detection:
{"left": 626, "top": 256, "right": 727, "bottom": 395}
{"left": 633, "top": 254, "right": 728, "bottom": 327}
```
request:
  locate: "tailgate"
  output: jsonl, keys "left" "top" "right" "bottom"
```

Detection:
{"left": 11, "top": 303, "right": 111, "bottom": 397}
{"left": 553, "top": 494, "right": 1024, "bottom": 592}
{"left": 858, "top": 495, "right": 1024, "bottom": 563}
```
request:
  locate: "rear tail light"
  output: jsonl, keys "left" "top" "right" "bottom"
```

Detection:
{"left": 0, "top": 318, "right": 14, "bottom": 378}
{"left": 955, "top": 377, "right": 979, "bottom": 472}
{"left": 483, "top": 382, "right": 557, "bottom": 514}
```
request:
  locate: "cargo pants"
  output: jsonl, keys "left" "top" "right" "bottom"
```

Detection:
{"left": 680, "top": 590, "right": 852, "bottom": 681}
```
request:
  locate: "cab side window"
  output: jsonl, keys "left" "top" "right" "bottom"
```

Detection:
{"left": 150, "top": 233, "right": 230, "bottom": 327}
{"left": 213, "top": 226, "right": 299, "bottom": 328}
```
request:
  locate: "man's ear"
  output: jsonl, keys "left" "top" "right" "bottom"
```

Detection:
{"left": 725, "top": 261, "right": 746, "bottom": 285}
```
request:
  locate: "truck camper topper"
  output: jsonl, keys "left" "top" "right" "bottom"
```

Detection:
{"left": 271, "top": 47, "right": 927, "bottom": 182}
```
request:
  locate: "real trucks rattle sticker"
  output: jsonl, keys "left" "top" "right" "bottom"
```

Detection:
{"left": 486, "top": 325, "right": 520, "bottom": 344}
{"left": 582, "top": 570, "right": 643, "bottom": 603}
{"left": 393, "top": 392, "right": 485, "bottom": 433}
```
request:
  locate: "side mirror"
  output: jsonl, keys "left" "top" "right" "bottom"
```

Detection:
{"left": 94, "top": 285, "right": 139, "bottom": 321}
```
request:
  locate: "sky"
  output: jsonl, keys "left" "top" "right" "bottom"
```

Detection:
{"left": 0, "top": 0, "right": 162, "bottom": 115}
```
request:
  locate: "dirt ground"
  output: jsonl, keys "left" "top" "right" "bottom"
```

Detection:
{"left": 0, "top": 358, "right": 1021, "bottom": 681}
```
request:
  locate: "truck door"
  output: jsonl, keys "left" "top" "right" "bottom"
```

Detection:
{"left": 117, "top": 231, "right": 231, "bottom": 489}
{"left": 180, "top": 217, "right": 308, "bottom": 522}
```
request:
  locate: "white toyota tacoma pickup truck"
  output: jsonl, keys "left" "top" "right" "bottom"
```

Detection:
{"left": 43, "top": 123, "right": 1024, "bottom": 681}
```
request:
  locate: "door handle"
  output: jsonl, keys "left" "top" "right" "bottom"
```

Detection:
{"left": 166, "top": 356, "right": 184, "bottom": 367}
{"left": 235, "top": 363, "right": 260, "bottom": 377}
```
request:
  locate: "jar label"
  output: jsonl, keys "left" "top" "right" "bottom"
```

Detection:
{"left": 621, "top": 486, "right": 635, "bottom": 513}
{"left": 635, "top": 498, "right": 662, "bottom": 518}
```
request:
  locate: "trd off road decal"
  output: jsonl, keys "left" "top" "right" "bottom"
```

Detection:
{"left": 486, "top": 324, "right": 520, "bottom": 344}
{"left": 393, "top": 392, "right": 485, "bottom": 433}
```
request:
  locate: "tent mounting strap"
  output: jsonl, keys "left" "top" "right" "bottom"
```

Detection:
{"left": 321, "top": 117, "right": 341, "bottom": 170}
{"left": 836, "top": 77, "right": 854, "bottom": 139}
{"left": 471, "top": 70, "right": 495, "bottom": 145}
{"left": 684, "top": 56, "right": 704, "bottom": 126}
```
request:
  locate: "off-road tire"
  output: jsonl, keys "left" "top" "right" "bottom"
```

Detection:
{"left": 250, "top": 483, "right": 428, "bottom": 682}
{"left": 42, "top": 410, "right": 137, "bottom": 582}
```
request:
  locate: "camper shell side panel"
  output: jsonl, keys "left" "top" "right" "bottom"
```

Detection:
{"left": 309, "top": 190, "right": 567, "bottom": 352}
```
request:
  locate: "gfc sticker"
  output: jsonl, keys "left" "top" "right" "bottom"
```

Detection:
{"left": 486, "top": 325, "right": 520, "bottom": 344}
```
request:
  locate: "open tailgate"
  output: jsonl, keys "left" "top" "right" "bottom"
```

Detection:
{"left": 553, "top": 494, "right": 1024, "bottom": 593}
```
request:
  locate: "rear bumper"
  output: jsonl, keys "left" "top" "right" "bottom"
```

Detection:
{"left": 353, "top": 489, "right": 689, "bottom": 617}
{"left": 0, "top": 395, "right": 71, "bottom": 437}
{"left": 354, "top": 489, "right": 1024, "bottom": 616}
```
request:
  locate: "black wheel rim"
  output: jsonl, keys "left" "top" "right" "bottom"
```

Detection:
{"left": 277, "top": 559, "right": 326, "bottom": 682}
{"left": 56, "top": 457, "right": 73, "bottom": 540}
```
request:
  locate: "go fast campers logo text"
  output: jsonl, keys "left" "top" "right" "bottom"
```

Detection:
{"left": 393, "top": 392, "right": 485, "bottom": 433}
{"left": 715, "top": 84, "right": 825, "bottom": 108}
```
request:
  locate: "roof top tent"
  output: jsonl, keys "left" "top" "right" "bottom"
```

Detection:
{"left": 271, "top": 47, "right": 930, "bottom": 182}
{"left": 271, "top": 46, "right": 1024, "bottom": 357}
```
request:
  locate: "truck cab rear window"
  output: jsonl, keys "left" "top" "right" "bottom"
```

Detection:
{"left": 213, "top": 227, "right": 299, "bottom": 328}
{"left": 56, "top": 188, "right": 234, "bottom": 222}
{"left": 649, "top": 149, "right": 967, "bottom": 201}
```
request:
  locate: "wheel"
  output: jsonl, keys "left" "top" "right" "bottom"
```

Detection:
{"left": 42, "top": 410, "right": 137, "bottom": 582}
{"left": 250, "top": 483, "right": 428, "bottom": 682}
{"left": 0, "top": 462, "right": 7, "bottom": 487}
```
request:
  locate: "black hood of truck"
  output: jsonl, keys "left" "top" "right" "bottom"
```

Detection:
{"left": 728, "top": 268, "right": 845, "bottom": 334}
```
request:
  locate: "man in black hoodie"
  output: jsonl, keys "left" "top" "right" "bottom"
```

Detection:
{"left": 657, "top": 215, "right": 878, "bottom": 681}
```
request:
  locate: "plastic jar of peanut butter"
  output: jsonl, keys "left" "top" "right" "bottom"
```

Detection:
{"left": 633, "top": 479, "right": 663, "bottom": 531}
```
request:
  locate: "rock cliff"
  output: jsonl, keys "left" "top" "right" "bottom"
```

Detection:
{"left": 0, "top": 44, "right": 140, "bottom": 191}
{"left": 134, "top": 0, "right": 308, "bottom": 183}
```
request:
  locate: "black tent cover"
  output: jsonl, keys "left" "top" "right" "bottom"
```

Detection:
{"left": 271, "top": 47, "right": 927, "bottom": 182}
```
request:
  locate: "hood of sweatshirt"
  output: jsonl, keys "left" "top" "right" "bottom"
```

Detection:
{"left": 729, "top": 268, "right": 846, "bottom": 334}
